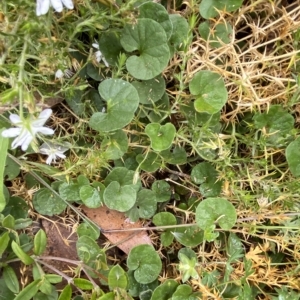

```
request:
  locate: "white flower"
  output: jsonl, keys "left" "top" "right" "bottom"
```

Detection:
{"left": 55, "top": 68, "right": 73, "bottom": 79}
{"left": 55, "top": 69, "right": 64, "bottom": 79}
{"left": 36, "top": 0, "right": 74, "bottom": 16}
{"left": 2, "top": 109, "right": 54, "bottom": 151}
{"left": 39, "top": 142, "right": 69, "bottom": 165}
{"left": 92, "top": 41, "right": 109, "bottom": 67}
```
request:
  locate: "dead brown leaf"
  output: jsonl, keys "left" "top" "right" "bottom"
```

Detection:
{"left": 82, "top": 205, "right": 152, "bottom": 254}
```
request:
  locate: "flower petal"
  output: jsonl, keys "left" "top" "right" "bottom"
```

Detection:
{"left": 55, "top": 152, "right": 66, "bottom": 159}
{"left": 2, "top": 128, "right": 22, "bottom": 138}
{"left": 92, "top": 43, "right": 99, "bottom": 49}
{"left": 50, "top": 0, "right": 63, "bottom": 12}
{"left": 37, "top": 127, "right": 55, "bottom": 135}
{"left": 31, "top": 109, "right": 52, "bottom": 127}
{"left": 36, "top": 0, "right": 50, "bottom": 16}
{"left": 46, "top": 154, "right": 55, "bottom": 165}
{"left": 9, "top": 114, "right": 22, "bottom": 125}
{"left": 11, "top": 130, "right": 33, "bottom": 150}
{"left": 55, "top": 69, "right": 64, "bottom": 79}
{"left": 61, "top": 0, "right": 74, "bottom": 9}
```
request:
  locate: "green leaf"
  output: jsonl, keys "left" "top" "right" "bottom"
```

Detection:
{"left": 38, "top": 278, "right": 52, "bottom": 295}
{"left": 76, "top": 222, "right": 100, "bottom": 240}
{"left": 2, "top": 196, "right": 29, "bottom": 219}
{"left": 189, "top": 71, "right": 228, "bottom": 114}
{"left": 138, "top": 2, "right": 173, "bottom": 39}
{"left": 120, "top": 19, "right": 170, "bottom": 80}
{"left": 3, "top": 265, "right": 20, "bottom": 293}
{"left": 65, "top": 89, "right": 85, "bottom": 116}
{"left": 0, "top": 128, "right": 8, "bottom": 212}
{"left": 108, "top": 265, "right": 128, "bottom": 290}
{"left": 199, "top": 21, "right": 233, "bottom": 48}
{"left": 2, "top": 214, "right": 15, "bottom": 229}
{"left": 127, "top": 245, "right": 162, "bottom": 284}
{"left": 136, "top": 152, "right": 162, "bottom": 173}
{"left": 86, "top": 63, "right": 104, "bottom": 81}
{"left": 151, "top": 279, "right": 178, "bottom": 300}
{"left": 145, "top": 123, "right": 176, "bottom": 151}
{"left": 11, "top": 240, "right": 34, "bottom": 265}
{"left": 14, "top": 218, "right": 32, "bottom": 230}
{"left": 178, "top": 249, "right": 199, "bottom": 282}
{"left": 14, "top": 279, "right": 41, "bottom": 300}
{"left": 58, "top": 284, "right": 72, "bottom": 300}
{"left": 99, "top": 31, "right": 124, "bottom": 66}
{"left": 169, "top": 14, "right": 189, "bottom": 49}
{"left": 44, "top": 274, "right": 62, "bottom": 284}
{"left": 153, "top": 212, "right": 176, "bottom": 227}
{"left": 286, "top": 137, "right": 300, "bottom": 177}
{"left": 33, "top": 229, "right": 47, "bottom": 256}
{"left": 191, "top": 162, "right": 223, "bottom": 197}
{"left": 132, "top": 75, "right": 166, "bottom": 104}
{"left": 153, "top": 212, "right": 177, "bottom": 247}
{"left": 79, "top": 186, "right": 102, "bottom": 208}
{"left": 151, "top": 180, "right": 171, "bottom": 202}
{"left": 196, "top": 197, "right": 237, "bottom": 230}
{"left": 127, "top": 270, "right": 158, "bottom": 298}
{"left": 172, "top": 226, "right": 204, "bottom": 247}
{"left": 103, "top": 181, "right": 136, "bottom": 212}
{"left": 33, "top": 188, "right": 67, "bottom": 216}
{"left": 76, "top": 235, "right": 101, "bottom": 263}
{"left": 172, "top": 284, "right": 199, "bottom": 300}
{"left": 4, "top": 156, "right": 20, "bottom": 181}
{"left": 89, "top": 79, "right": 139, "bottom": 132}
{"left": 126, "top": 189, "right": 157, "bottom": 222}
{"left": 254, "top": 105, "right": 294, "bottom": 146}
{"left": 0, "top": 278, "right": 15, "bottom": 300}
{"left": 102, "top": 130, "right": 128, "bottom": 160}
{"left": 0, "top": 231, "right": 10, "bottom": 258}
{"left": 104, "top": 167, "right": 141, "bottom": 191}
{"left": 73, "top": 278, "right": 93, "bottom": 290}
{"left": 59, "top": 182, "right": 81, "bottom": 202}
{"left": 199, "top": 0, "right": 243, "bottom": 19}
{"left": 160, "top": 146, "right": 187, "bottom": 165}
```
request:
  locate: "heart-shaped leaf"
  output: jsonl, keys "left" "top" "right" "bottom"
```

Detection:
{"left": 127, "top": 244, "right": 162, "bottom": 284}
{"left": 89, "top": 79, "right": 139, "bottom": 132}
{"left": 189, "top": 71, "right": 228, "bottom": 114}
{"left": 145, "top": 123, "right": 176, "bottom": 151}
{"left": 196, "top": 197, "right": 236, "bottom": 230}
{"left": 103, "top": 181, "right": 137, "bottom": 212}
{"left": 120, "top": 19, "right": 170, "bottom": 80}
{"left": 138, "top": 2, "right": 173, "bottom": 39}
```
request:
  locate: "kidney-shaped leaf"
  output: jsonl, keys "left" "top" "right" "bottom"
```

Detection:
{"left": 189, "top": 71, "right": 228, "bottom": 114}
{"left": 145, "top": 123, "right": 176, "bottom": 151}
{"left": 33, "top": 188, "right": 67, "bottom": 216}
{"left": 89, "top": 79, "right": 139, "bottom": 132}
{"left": 196, "top": 197, "right": 236, "bottom": 230}
{"left": 127, "top": 244, "right": 162, "bottom": 284}
{"left": 104, "top": 182, "right": 137, "bottom": 212}
{"left": 120, "top": 19, "right": 170, "bottom": 80}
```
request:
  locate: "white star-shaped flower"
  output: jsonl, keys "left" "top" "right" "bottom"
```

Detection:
{"left": 39, "top": 142, "right": 69, "bottom": 165}
{"left": 2, "top": 109, "right": 54, "bottom": 151}
{"left": 92, "top": 41, "right": 109, "bottom": 67}
{"left": 36, "top": 0, "right": 74, "bottom": 16}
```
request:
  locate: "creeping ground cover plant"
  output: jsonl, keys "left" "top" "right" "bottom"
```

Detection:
{"left": 1, "top": 0, "right": 300, "bottom": 299}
